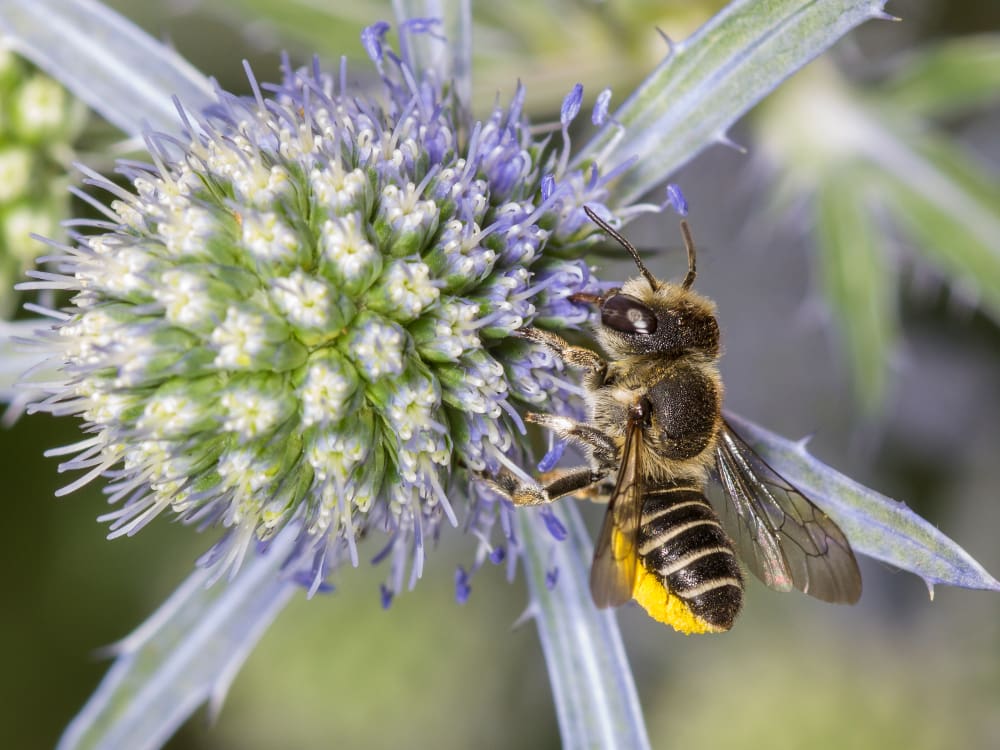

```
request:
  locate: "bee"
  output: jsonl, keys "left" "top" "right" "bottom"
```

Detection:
{"left": 494, "top": 206, "right": 862, "bottom": 633}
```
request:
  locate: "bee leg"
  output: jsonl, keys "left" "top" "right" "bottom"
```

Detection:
{"left": 488, "top": 465, "right": 609, "bottom": 506}
{"left": 514, "top": 327, "right": 606, "bottom": 374}
{"left": 485, "top": 467, "right": 550, "bottom": 506}
{"left": 567, "top": 291, "right": 610, "bottom": 307}
{"left": 525, "top": 412, "right": 619, "bottom": 470}
{"left": 539, "top": 466, "right": 609, "bottom": 502}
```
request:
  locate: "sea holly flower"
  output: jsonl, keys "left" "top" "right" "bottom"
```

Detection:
{"left": 2, "top": 1, "right": 998, "bottom": 749}
{"left": 22, "top": 34, "right": 619, "bottom": 599}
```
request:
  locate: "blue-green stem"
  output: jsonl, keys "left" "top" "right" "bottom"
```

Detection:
{"left": 519, "top": 503, "right": 651, "bottom": 750}
{"left": 57, "top": 528, "right": 299, "bottom": 750}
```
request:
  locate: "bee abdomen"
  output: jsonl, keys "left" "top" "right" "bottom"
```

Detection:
{"left": 638, "top": 487, "right": 743, "bottom": 631}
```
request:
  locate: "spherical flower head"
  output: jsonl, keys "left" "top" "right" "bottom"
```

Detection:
{"left": 26, "top": 24, "right": 626, "bottom": 600}
{"left": 0, "top": 47, "right": 87, "bottom": 317}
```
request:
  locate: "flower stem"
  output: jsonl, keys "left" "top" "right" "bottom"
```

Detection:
{"left": 57, "top": 529, "right": 299, "bottom": 750}
{"left": 519, "top": 503, "right": 651, "bottom": 750}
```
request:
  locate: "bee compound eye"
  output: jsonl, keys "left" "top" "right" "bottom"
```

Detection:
{"left": 601, "top": 294, "right": 658, "bottom": 335}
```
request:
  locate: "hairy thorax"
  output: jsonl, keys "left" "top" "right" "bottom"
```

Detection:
{"left": 585, "top": 354, "right": 722, "bottom": 485}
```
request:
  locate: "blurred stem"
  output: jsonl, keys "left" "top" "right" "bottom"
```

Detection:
{"left": 392, "top": 0, "right": 472, "bottom": 123}
{"left": 815, "top": 168, "right": 897, "bottom": 411}
{"left": 58, "top": 528, "right": 299, "bottom": 750}
{"left": 0, "top": 0, "right": 215, "bottom": 138}
{"left": 519, "top": 503, "right": 651, "bottom": 750}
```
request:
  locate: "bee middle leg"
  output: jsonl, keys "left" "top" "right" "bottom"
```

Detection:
{"left": 525, "top": 412, "right": 618, "bottom": 469}
{"left": 488, "top": 414, "right": 619, "bottom": 507}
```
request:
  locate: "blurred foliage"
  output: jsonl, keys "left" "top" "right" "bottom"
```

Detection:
{"left": 0, "top": 47, "right": 86, "bottom": 318}
{"left": 648, "top": 615, "right": 971, "bottom": 749}
{"left": 879, "top": 33, "right": 1000, "bottom": 115}
{"left": 753, "top": 38, "right": 1000, "bottom": 411}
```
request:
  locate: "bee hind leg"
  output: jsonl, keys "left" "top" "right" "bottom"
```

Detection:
{"left": 488, "top": 465, "right": 609, "bottom": 507}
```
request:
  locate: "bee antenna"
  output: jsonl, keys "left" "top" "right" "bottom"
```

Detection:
{"left": 679, "top": 220, "right": 697, "bottom": 290}
{"left": 583, "top": 206, "right": 660, "bottom": 291}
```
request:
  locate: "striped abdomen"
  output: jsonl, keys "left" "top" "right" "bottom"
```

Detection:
{"left": 637, "top": 485, "right": 743, "bottom": 632}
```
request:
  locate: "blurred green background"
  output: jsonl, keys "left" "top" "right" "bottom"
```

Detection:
{"left": 3, "top": 1, "right": 1000, "bottom": 748}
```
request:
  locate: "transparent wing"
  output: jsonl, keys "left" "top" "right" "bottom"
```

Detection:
{"left": 708, "top": 420, "right": 862, "bottom": 604}
{"left": 590, "top": 416, "right": 645, "bottom": 609}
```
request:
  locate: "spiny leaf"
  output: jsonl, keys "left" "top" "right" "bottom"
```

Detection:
{"left": 578, "top": 0, "right": 890, "bottom": 207}
{"left": 726, "top": 411, "right": 1000, "bottom": 593}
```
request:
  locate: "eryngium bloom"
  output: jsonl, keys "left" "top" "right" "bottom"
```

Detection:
{"left": 23, "top": 25, "right": 624, "bottom": 601}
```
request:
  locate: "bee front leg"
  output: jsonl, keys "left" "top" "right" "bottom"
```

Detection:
{"left": 515, "top": 327, "right": 606, "bottom": 375}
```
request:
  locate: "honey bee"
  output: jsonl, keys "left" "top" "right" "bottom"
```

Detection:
{"left": 494, "top": 206, "right": 862, "bottom": 633}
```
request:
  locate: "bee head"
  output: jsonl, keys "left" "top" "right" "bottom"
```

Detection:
{"left": 583, "top": 207, "right": 720, "bottom": 358}
{"left": 596, "top": 281, "right": 720, "bottom": 358}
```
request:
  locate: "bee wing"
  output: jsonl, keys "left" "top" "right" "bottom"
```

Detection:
{"left": 590, "top": 415, "right": 644, "bottom": 609}
{"left": 708, "top": 420, "right": 862, "bottom": 604}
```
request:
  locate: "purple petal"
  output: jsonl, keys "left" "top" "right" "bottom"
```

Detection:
{"left": 560, "top": 84, "right": 583, "bottom": 127}
{"left": 665, "top": 183, "right": 688, "bottom": 216}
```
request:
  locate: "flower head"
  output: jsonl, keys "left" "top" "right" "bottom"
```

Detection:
{"left": 24, "top": 25, "right": 628, "bottom": 600}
